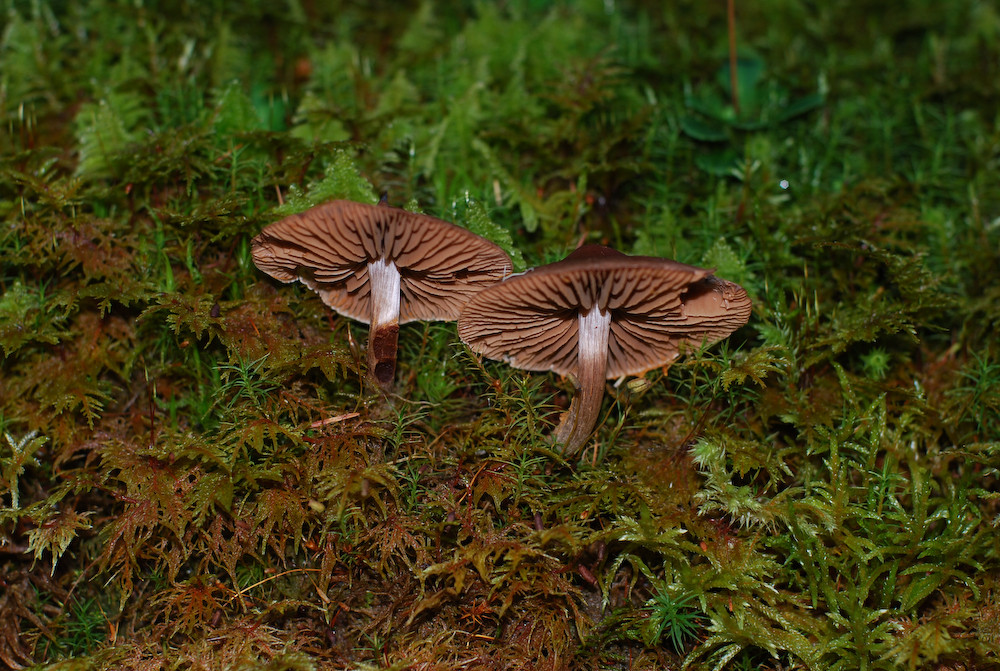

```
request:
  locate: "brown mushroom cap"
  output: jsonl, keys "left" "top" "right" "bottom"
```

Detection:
{"left": 252, "top": 200, "right": 513, "bottom": 324}
{"left": 459, "top": 244, "right": 751, "bottom": 455}
{"left": 253, "top": 199, "right": 512, "bottom": 389}
{"left": 458, "top": 245, "right": 752, "bottom": 379}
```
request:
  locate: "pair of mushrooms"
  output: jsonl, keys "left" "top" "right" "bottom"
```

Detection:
{"left": 252, "top": 200, "right": 752, "bottom": 456}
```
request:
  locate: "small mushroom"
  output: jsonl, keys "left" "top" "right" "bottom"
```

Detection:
{"left": 252, "top": 200, "right": 512, "bottom": 389}
{"left": 458, "top": 245, "right": 752, "bottom": 456}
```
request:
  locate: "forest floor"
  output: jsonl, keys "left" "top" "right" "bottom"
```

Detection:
{"left": 1, "top": 1, "right": 999, "bottom": 669}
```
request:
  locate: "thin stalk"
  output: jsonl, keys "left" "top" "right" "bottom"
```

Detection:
{"left": 367, "top": 258, "right": 402, "bottom": 390}
{"left": 728, "top": 0, "right": 740, "bottom": 116}
{"left": 554, "top": 307, "right": 612, "bottom": 456}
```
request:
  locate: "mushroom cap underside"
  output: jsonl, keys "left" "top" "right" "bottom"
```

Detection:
{"left": 458, "top": 252, "right": 752, "bottom": 379}
{"left": 251, "top": 200, "right": 513, "bottom": 324}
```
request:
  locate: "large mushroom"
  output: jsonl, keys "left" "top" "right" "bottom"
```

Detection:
{"left": 458, "top": 245, "right": 752, "bottom": 456}
{"left": 252, "top": 200, "right": 512, "bottom": 389}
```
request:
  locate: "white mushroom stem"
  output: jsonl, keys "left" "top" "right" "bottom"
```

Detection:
{"left": 554, "top": 305, "right": 612, "bottom": 456}
{"left": 367, "top": 258, "right": 402, "bottom": 390}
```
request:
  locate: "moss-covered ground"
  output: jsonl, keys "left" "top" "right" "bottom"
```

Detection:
{"left": 2, "top": 1, "right": 999, "bottom": 669}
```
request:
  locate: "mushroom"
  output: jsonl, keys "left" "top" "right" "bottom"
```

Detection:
{"left": 252, "top": 200, "right": 512, "bottom": 389}
{"left": 458, "top": 245, "right": 752, "bottom": 456}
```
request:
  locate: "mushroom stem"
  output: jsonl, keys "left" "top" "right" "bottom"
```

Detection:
{"left": 554, "top": 306, "right": 611, "bottom": 456}
{"left": 366, "top": 258, "right": 402, "bottom": 390}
